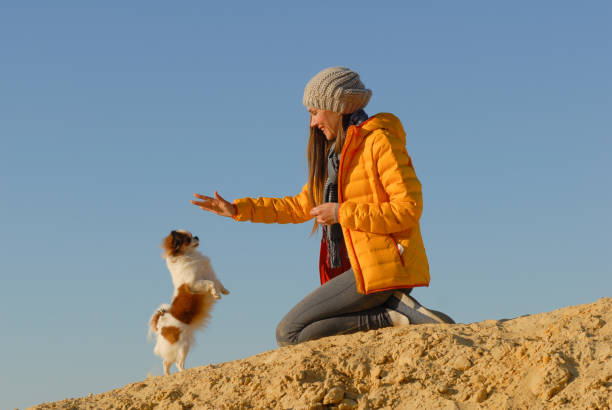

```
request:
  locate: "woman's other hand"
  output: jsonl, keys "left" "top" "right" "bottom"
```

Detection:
{"left": 191, "top": 191, "right": 237, "bottom": 217}
{"left": 310, "top": 203, "right": 339, "bottom": 225}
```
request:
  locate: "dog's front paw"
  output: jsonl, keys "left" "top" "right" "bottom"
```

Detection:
{"left": 192, "top": 280, "right": 221, "bottom": 299}
{"left": 210, "top": 287, "right": 221, "bottom": 299}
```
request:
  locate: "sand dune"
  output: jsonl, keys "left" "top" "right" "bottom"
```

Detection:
{"left": 31, "top": 298, "right": 611, "bottom": 409}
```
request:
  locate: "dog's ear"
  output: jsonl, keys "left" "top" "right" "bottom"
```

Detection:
{"left": 162, "top": 231, "right": 180, "bottom": 257}
{"left": 171, "top": 231, "right": 183, "bottom": 252}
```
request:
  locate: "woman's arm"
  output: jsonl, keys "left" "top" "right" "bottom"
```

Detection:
{"left": 193, "top": 184, "right": 314, "bottom": 224}
{"left": 233, "top": 183, "right": 313, "bottom": 224}
{"left": 338, "top": 130, "right": 423, "bottom": 234}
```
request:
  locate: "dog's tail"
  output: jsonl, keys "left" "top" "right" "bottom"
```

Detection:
{"left": 148, "top": 303, "right": 171, "bottom": 341}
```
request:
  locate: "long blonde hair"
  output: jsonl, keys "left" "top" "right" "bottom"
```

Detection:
{"left": 306, "top": 114, "right": 350, "bottom": 234}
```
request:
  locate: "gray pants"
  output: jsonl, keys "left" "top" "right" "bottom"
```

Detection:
{"left": 276, "top": 269, "right": 408, "bottom": 346}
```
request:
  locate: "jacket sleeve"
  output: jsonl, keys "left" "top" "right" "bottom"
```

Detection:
{"left": 338, "top": 130, "right": 423, "bottom": 234}
{"left": 232, "top": 183, "right": 314, "bottom": 224}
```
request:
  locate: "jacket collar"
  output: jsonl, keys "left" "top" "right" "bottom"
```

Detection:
{"left": 354, "top": 113, "right": 406, "bottom": 144}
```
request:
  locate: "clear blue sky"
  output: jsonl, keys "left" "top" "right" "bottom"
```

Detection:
{"left": 1, "top": 2, "right": 610, "bottom": 409}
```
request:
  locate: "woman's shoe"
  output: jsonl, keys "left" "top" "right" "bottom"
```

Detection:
{"left": 428, "top": 309, "right": 455, "bottom": 324}
{"left": 386, "top": 291, "right": 455, "bottom": 324}
{"left": 385, "top": 308, "right": 410, "bottom": 327}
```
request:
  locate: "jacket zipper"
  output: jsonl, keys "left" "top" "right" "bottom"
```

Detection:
{"left": 338, "top": 125, "right": 366, "bottom": 292}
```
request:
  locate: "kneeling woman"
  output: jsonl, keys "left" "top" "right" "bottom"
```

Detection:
{"left": 192, "top": 66, "right": 453, "bottom": 346}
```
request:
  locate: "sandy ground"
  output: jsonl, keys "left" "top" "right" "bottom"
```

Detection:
{"left": 31, "top": 297, "right": 611, "bottom": 409}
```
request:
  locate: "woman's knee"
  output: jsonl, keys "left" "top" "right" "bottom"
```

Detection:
{"left": 275, "top": 317, "right": 298, "bottom": 347}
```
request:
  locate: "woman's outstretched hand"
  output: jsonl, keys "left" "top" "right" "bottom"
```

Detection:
{"left": 310, "top": 203, "right": 339, "bottom": 225}
{"left": 191, "top": 191, "right": 237, "bottom": 218}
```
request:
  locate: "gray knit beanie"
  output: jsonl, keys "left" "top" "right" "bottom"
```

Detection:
{"left": 303, "top": 67, "right": 372, "bottom": 114}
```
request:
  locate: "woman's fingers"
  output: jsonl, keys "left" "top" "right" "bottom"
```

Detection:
{"left": 191, "top": 198, "right": 212, "bottom": 207}
{"left": 191, "top": 193, "right": 217, "bottom": 209}
{"left": 193, "top": 192, "right": 227, "bottom": 204}
{"left": 190, "top": 200, "right": 205, "bottom": 207}
{"left": 192, "top": 192, "right": 235, "bottom": 217}
{"left": 192, "top": 201, "right": 216, "bottom": 212}
{"left": 193, "top": 193, "right": 213, "bottom": 201}
{"left": 319, "top": 216, "right": 331, "bottom": 224}
{"left": 310, "top": 203, "right": 339, "bottom": 225}
{"left": 214, "top": 191, "right": 226, "bottom": 202}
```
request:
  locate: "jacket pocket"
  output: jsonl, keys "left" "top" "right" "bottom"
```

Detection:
{"left": 363, "top": 232, "right": 405, "bottom": 267}
{"left": 389, "top": 234, "right": 405, "bottom": 266}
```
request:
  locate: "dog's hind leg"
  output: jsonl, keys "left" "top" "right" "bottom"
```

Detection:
{"left": 176, "top": 351, "right": 187, "bottom": 372}
{"left": 163, "top": 360, "right": 172, "bottom": 376}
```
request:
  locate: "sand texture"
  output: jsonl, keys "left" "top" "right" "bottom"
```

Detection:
{"left": 31, "top": 298, "right": 611, "bottom": 409}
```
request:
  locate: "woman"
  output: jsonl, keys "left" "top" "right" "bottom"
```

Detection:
{"left": 191, "top": 67, "right": 453, "bottom": 346}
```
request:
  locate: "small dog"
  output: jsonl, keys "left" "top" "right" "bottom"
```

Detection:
{"left": 149, "top": 230, "right": 229, "bottom": 375}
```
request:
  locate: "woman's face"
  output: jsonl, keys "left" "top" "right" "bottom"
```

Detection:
{"left": 308, "top": 107, "right": 341, "bottom": 140}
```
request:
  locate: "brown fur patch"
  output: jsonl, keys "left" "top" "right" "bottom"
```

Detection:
{"left": 161, "top": 326, "right": 181, "bottom": 344}
{"left": 170, "top": 284, "right": 206, "bottom": 325}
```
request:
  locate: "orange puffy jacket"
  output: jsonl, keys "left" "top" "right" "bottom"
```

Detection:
{"left": 232, "top": 113, "right": 430, "bottom": 294}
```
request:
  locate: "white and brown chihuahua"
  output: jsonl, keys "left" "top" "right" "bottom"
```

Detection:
{"left": 149, "top": 230, "right": 229, "bottom": 375}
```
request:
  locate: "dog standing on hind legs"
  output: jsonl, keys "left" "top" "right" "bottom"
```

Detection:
{"left": 149, "top": 230, "right": 229, "bottom": 375}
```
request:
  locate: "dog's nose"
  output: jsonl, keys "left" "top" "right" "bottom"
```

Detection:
{"left": 194, "top": 236, "right": 199, "bottom": 241}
